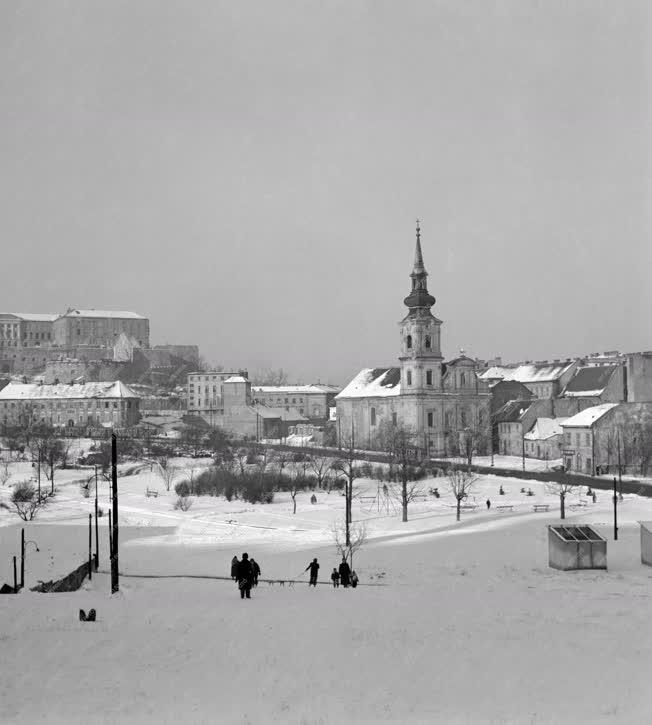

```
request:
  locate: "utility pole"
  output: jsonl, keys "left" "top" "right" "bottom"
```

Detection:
{"left": 110, "top": 434, "right": 119, "bottom": 593}
{"left": 94, "top": 466, "right": 99, "bottom": 570}
{"left": 522, "top": 434, "right": 525, "bottom": 471}
{"left": 617, "top": 429, "right": 623, "bottom": 496}
{"left": 20, "top": 527, "right": 24, "bottom": 589}
{"left": 13, "top": 556, "right": 18, "bottom": 594}
{"left": 88, "top": 514, "right": 92, "bottom": 581}
{"left": 613, "top": 477, "right": 618, "bottom": 541}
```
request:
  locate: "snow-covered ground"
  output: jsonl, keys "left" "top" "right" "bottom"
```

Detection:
{"left": 2, "top": 453, "right": 652, "bottom": 723}
{"left": 440, "top": 453, "right": 564, "bottom": 472}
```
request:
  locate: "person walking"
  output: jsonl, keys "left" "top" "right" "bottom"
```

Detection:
{"left": 231, "top": 555, "right": 239, "bottom": 581}
{"left": 331, "top": 568, "right": 340, "bottom": 588}
{"left": 338, "top": 557, "right": 351, "bottom": 588}
{"left": 236, "top": 553, "right": 253, "bottom": 599}
{"left": 251, "top": 558, "right": 261, "bottom": 587}
{"left": 305, "top": 558, "right": 320, "bottom": 587}
{"left": 486, "top": 499, "right": 491, "bottom": 510}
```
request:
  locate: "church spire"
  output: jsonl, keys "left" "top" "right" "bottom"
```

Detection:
{"left": 404, "top": 220, "right": 435, "bottom": 313}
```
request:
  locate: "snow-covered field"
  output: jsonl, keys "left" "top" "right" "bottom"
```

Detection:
{"left": 2, "top": 452, "right": 652, "bottom": 723}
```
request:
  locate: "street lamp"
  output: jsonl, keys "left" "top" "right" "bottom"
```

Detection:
{"left": 20, "top": 528, "right": 39, "bottom": 589}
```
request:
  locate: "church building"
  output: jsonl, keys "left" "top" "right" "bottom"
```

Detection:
{"left": 335, "top": 223, "right": 491, "bottom": 457}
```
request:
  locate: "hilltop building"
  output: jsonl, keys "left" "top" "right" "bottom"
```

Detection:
{"left": 336, "top": 223, "right": 491, "bottom": 456}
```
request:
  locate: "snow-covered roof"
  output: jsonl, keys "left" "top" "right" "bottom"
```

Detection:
{"left": 0, "top": 381, "right": 139, "bottom": 400}
{"left": 253, "top": 384, "right": 341, "bottom": 394}
{"left": 524, "top": 418, "right": 568, "bottom": 441}
{"left": 223, "top": 376, "right": 249, "bottom": 384}
{"left": 562, "top": 365, "right": 618, "bottom": 397}
{"left": 561, "top": 404, "right": 618, "bottom": 429}
{"left": 60, "top": 309, "right": 147, "bottom": 320}
{"left": 479, "top": 361, "right": 575, "bottom": 384}
{"left": 10, "top": 313, "right": 60, "bottom": 322}
{"left": 336, "top": 368, "right": 401, "bottom": 399}
{"left": 493, "top": 399, "right": 535, "bottom": 423}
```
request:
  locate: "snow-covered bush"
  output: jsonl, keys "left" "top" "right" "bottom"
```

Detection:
{"left": 11, "top": 480, "right": 47, "bottom": 521}
{"left": 174, "top": 495, "right": 193, "bottom": 512}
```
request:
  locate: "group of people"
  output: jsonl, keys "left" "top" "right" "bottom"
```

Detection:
{"left": 230, "top": 553, "right": 359, "bottom": 599}
{"left": 305, "top": 557, "right": 359, "bottom": 588}
{"left": 231, "top": 554, "right": 261, "bottom": 599}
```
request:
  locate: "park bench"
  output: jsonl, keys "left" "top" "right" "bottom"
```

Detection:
{"left": 460, "top": 504, "right": 478, "bottom": 511}
{"left": 569, "top": 502, "right": 588, "bottom": 510}
{"left": 533, "top": 504, "right": 550, "bottom": 512}
{"left": 496, "top": 505, "right": 514, "bottom": 512}
{"left": 146, "top": 488, "right": 159, "bottom": 498}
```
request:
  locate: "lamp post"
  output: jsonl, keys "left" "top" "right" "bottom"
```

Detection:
{"left": 20, "top": 529, "right": 39, "bottom": 589}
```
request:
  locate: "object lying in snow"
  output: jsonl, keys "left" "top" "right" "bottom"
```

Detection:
{"left": 79, "top": 608, "right": 96, "bottom": 622}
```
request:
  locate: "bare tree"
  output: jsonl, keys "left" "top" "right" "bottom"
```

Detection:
{"left": 252, "top": 368, "right": 289, "bottom": 386}
{"left": 272, "top": 450, "right": 291, "bottom": 484}
{"left": 376, "top": 421, "right": 423, "bottom": 522}
{"left": 309, "top": 455, "right": 333, "bottom": 489}
{"left": 545, "top": 476, "right": 581, "bottom": 520}
{"left": 332, "top": 520, "right": 367, "bottom": 568}
{"left": 330, "top": 434, "right": 358, "bottom": 546}
{"left": 461, "top": 423, "right": 490, "bottom": 466}
{"left": 155, "top": 456, "right": 178, "bottom": 492}
{"left": 11, "top": 480, "right": 47, "bottom": 521}
{"left": 0, "top": 457, "right": 10, "bottom": 486}
{"left": 234, "top": 448, "right": 249, "bottom": 477}
{"left": 447, "top": 466, "right": 479, "bottom": 522}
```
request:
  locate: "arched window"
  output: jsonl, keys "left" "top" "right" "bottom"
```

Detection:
{"left": 370, "top": 407, "right": 376, "bottom": 426}
{"left": 425, "top": 335, "right": 431, "bottom": 349}
{"left": 406, "top": 370, "right": 412, "bottom": 386}
{"left": 406, "top": 334, "right": 412, "bottom": 349}
{"left": 460, "top": 372, "right": 466, "bottom": 387}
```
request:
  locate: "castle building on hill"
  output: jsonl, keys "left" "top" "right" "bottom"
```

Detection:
{"left": 335, "top": 223, "right": 491, "bottom": 457}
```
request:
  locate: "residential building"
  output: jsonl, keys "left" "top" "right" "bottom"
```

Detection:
{"left": 252, "top": 384, "right": 341, "bottom": 422}
{"left": 478, "top": 359, "right": 578, "bottom": 399}
{"left": 335, "top": 223, "right": 491, "bottom": 456}
{"left": 523, "top": 418, "right": 567, "bottom": 460}
{"left": 186, "top": 370, "right": 246, "bottom": 424}
{"left": 562, "top": 364, "right": 624, "bottom": 403}
{"left": 560, "top": 404, "right": 619, "bottom": 475}
{"left": 0, "top": 381, "right": 140, "bottom": 429}
{"left": 494, "top": 399, "right": 539, "bottom": 457}
{"left": 52, "top": 309, "right": 149, "bottom": 348}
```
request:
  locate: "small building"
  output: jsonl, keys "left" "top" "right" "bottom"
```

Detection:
{"left": 548, "top": 525, "right": 607, "bottom": 570}
{"left": 560, "top": 403, "right": 618, "bottom": 475}
{"left": 494, "top": 399, "right": 538, "bottom": 457}
{"left": 640, "top": 522, "right": 652, "bottom": 566}
{"left": 523, "top": 417, "right": 567, "bottom": 460}
{"left": 0, "top": 381, "right": 140, "bottom": 429}
{"left": 186, "top": 370, "right": 246, "bottom": 423}
{"left": 479, "top": 360, "right": 578, "bottom": 399}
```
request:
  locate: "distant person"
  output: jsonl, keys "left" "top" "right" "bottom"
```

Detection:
{"left": 592, "top": 491, "right": 597, "bottom": 504}
{"left": 486, "top": 499, "right": 491, "bottom": 510}
{"left": 331, "top": 568, "right": 340, "bottom": 588}
{"left": 350, "top": 571, "right": 359, "bottom": 588}
{"left": 236, "top": 553, "right": 253, "bottom": 599}
{"left": 231, "top": 555, "right": 239, "bottom": 581}
{"left": 339, "top": 558, "right": 351, "bottom": 588}
{"left": 251, "top": 558, "right": 261, "bottom": 587}
{"left": 305, "top": 558, "right": 320, "bottom": 586}
{"left": 499, "top": 485, "right": 505, "bottom": 496}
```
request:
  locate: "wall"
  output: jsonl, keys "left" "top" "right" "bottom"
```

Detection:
{"left": 627, "top": 353, "right": 652, "bottom": 402}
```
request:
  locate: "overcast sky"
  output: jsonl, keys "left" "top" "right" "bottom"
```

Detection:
{"left": 1, "top": 1, "right": 650, "bottom": 384}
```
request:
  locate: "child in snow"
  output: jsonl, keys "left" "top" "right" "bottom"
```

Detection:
{"left": 331, "top": 568, "right": 340, "bottom": 588}
{"left": 350, "top": 571, "right": 359, "bottom": 588}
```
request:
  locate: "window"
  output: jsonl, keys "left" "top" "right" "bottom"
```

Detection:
{"left": 460, "top": 372, "right": 466, "bottom": 386}
{"left": 406, "top": 334, "right": 412, "bottom": 349}
{"left": 425, "top": 335, "right": 431, "bottom": 349}
{"left": 292, "top": 398, "right": 296, "bottom": 404}
{"left": 370, "top": 407, "right": 376, "bottom": 426}
{"left": 585, "top": 433, "right": 590, "bottom": 446}
{"left": 426, "top": 370, "right": 432, "bottom": 386}
{"left": 392, "top": 412, "right": 397, "bottom": 426}
{"left": 406, "top": 370, "right": 412, "bottom": 385}
{"left": 575, "top": 432, "right": 580, "bottom": 447}
{"left": 300, "top": 408, "right": 304, "bottom": 415}
{"left": 427, "top": 412, "right": 433, "bottom": 428}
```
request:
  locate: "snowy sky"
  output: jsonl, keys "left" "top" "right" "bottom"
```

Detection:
{"left": 1, "top": 1, "right": 650, "bottom": 384}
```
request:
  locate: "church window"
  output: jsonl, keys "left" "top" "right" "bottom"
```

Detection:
{"left": 445, "top": 411, "right": 451, "bottom": 429}
{"left": 406, "top": 334, "right": 412, "bottom": 349}
{"left": 426, "top": 370, "right": 432, "bottom": 386}
{"left": 406, "top": 370, "right": 412, "bottom": 386}
{"left": 392, "top": 412, "right": 397, "bottom": 426}
{"left": 460, "top": 373, "right": 466, "bottom": 386}
{"left": 370, "top": 407, "right": 376, "bottom": 426}
{"left": 425, "top": 335, "right": 431, "bottom": 349}
{"left": 427, "top": 412, "right": 433, "bottom": 428}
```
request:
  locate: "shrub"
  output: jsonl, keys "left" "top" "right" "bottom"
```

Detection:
{"left": 175, "top": 480, "right": 191, "bottom": 497}
{"left": 174, "top": 495, "right": 193, "bottom": 512}
{"left": 358, "top": 462, "right": 373, "bottom": 478}
{"left": 11, "top": 480, "right": 46, "bottom": 521}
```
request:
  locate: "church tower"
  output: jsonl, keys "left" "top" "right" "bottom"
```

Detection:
{"left": 399, "top": 221, "right": 443, "bottom": 392}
